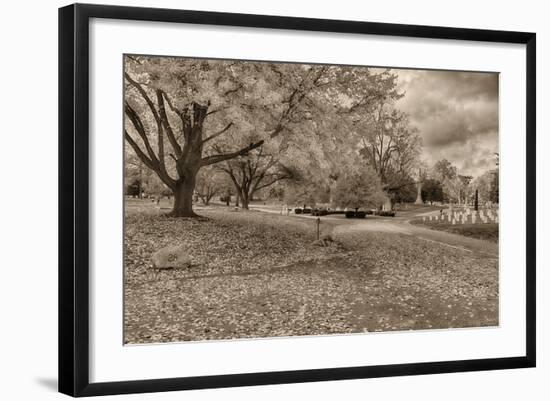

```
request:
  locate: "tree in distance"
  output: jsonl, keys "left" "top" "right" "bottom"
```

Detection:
{"left": 124, "top": 57, "right": 333, "bottom": 216}
{"left": 194, "top": 166, "right": 229, "bottom": 206}
{"left": 332, "top": 166, "right": 386, "bottom": 211}
{"left": 421, "top": 179, "right": 444, "bottom": 205}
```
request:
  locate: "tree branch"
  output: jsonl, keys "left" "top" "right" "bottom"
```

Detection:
{"left": 201, "top": 140, "right": 265, "bottom": 167}
{"left": 124, "top": 130, "right": 156, "bottom": 171}
{"left": 124, "top": 72, "right": 161, "bottom": 125}
{"left": 124, "top": 102, "right": 159, "bottom": 166}
{"left": 157, "top": 90, "right": 183, "bottom": 157}
{"left": 202, "top": 122, "right": 234, "bottom": 144}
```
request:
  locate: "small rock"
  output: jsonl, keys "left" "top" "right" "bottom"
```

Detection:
{"left": 151, "top": 245, "right": 192, "bottom": 270}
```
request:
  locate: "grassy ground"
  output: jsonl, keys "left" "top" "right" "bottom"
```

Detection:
{"left": 410, "top": 219, "right": 499, "bottom": 243}
{"left": 124, "top": 205, "right": 498, "bottom": 344}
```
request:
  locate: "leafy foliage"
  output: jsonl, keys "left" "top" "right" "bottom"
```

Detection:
{"left": 332, "top": 166, "right": 386, "bottom": 210}
{"left": 125, "top": 56, "right": 424, "bottom": 216}
{"left": 421, "top": 179, "right": 444, "bottom": 204}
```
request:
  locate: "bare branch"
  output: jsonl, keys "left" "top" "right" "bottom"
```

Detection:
{"left": 206, "top": 106, "right": 230, "bottom": 117}
{"left": 202, "top": 122, "right": 234, "bottom": 143}
{"left": 124, "top": 130, "right": 155, "bottom": 171}
{"left": 224, "top": 83, "right": 243, "bottom": 96}
{"left": 157, "top": 90, "right": 183, "bottom": 157}
{"left": 125, "top": 129, "right": 176, "bottom": 190}
{"left": 125, "top": 55, "right": 142, "bottom": 64}
{"left": 124, "top": 101, "right": 159, "bottom": 166}
{"left": 201, "top": 140, "right": 265, "bottom": 167}
{"left": 124, "top": 72, "right": 161, "bottom": 125}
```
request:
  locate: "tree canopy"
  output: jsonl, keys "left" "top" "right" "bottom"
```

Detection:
{"left": 124, "top": 56, "right": 424, "bottom": 215}
{"left": 332, "top": 167, "right": 386, "bottom": 210}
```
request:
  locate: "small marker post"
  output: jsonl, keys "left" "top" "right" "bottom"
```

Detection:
{"left": 316, "top": 217, "right": 320, "bottom": 241}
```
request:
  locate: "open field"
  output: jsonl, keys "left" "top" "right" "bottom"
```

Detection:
{"left": 410, "top": 218, "right": 499, "bottom": 243}
{"left": 124, "top": 203, "right": 498, "bottom": 344}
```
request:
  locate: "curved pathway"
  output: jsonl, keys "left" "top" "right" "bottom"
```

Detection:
{"left": 249, "top": 204, "right": 498, "bottom": 259}
{"left": 332, "top": 218, "right": 498, "bottom": 259}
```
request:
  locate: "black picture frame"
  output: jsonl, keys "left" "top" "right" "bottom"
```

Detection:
{"left": 59, "top": 3, "right": 536, "bottom": 397}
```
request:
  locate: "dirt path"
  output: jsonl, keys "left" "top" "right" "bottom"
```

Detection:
{"left": 249, "top": 205, "right": 498, "bottom": 259}
{"left": 332, "top": 219, "right": 498, "bottom": 259}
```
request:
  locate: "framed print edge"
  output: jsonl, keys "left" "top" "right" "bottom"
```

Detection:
{"left": 58, "top": 3, "right": 536, "bottom": 397}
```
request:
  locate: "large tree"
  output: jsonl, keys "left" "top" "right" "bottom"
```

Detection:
{"left": 125, "top": 57, "right": 412, "bottom": 216}
{"left": 358, "top": 109, "right": 421, "bottom": 187}
{"left": 124, "top": 57, "right": 334, "bottom": 216}
{"left": 431, "top": 159, "right": 463, "bottom": 203}
{"left": 431, "top": 159, "right": 458, "bottom": 183}
{"left": 342, "top": 72, "right": 422, "bottom": 206}
{"left": 471, "top": 170, "right": 496, "bottom": 205}
{"left": 332, "top": 167, "right": 386, "bottom": 211}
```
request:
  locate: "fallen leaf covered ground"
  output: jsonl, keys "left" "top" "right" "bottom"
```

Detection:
{"left": 124, "top": 207, "right": 498, "bottom": 344}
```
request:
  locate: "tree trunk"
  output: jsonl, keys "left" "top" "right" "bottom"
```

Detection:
{"left": 241, "top": 193, "right": 249, "bottom": 210}
{"left": 171, "top": 176, "right": 198, "bottom": 217}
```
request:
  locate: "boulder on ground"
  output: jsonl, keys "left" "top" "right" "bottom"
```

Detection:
{"left": 151, "top": 245, "right": 192, "bottom": 270}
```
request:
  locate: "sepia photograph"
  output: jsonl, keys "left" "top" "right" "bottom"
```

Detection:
{"left": 123, "top": 55, "right": 499, "bottom": 345}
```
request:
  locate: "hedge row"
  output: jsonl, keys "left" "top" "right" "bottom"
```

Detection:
{"left": 345, "top": 211, "right": 367, "bottom": 218}
{"left": 377, "top": 211, "right": 396, "bottom": 217}
{"left": 293, "top": 208, "right": 395, "bottom": 218}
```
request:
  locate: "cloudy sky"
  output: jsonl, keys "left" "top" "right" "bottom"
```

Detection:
{"left": 393, "top": 69, "right": 499, "bottom": 178}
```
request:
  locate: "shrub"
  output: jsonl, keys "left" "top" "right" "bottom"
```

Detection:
{"left": 378, "top": 211, "right": 396, "bottom": 217}
{"left": 345, "top": 211, "right": 355, "bottom": 218}
{"left": 294, "top": 208, "right": 303, "bottom": 214}
{"left": 313, "top": 209, "right": 329, "bottom": 216}
{"left": 303, "top": 208, "right": 312, "bottom": 214}
{"left": 355, "top": 211, "right": 367, "bottom": 218}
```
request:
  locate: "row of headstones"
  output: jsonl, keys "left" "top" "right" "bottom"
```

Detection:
{"left": 423, "top": 209, "right": 499, "bottom": 225}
